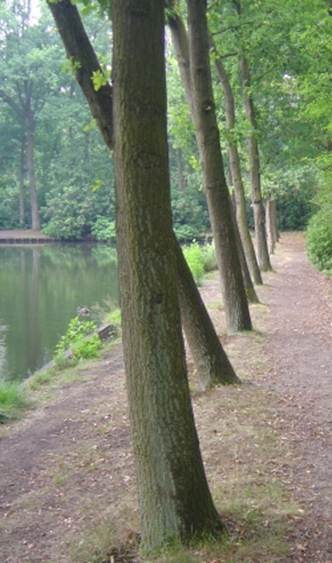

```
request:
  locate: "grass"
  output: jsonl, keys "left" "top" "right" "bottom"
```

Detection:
{"left": 0, "top": 380, "right": 29, "bottom": 419}
{"left": 26, "top": 365, "right": 83, "bottom": 396}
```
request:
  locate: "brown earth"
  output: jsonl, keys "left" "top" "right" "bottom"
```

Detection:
{"left": 0, "top": 232, "right": 331, "bottom": 562}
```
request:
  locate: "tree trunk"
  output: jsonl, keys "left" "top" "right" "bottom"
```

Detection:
{"left": 271, "top": 200, "right": 280, "bottom": 242}
{"left": 186, "top": 0, "right": 252, "bottom": 333}
{"left": 265, "top": 198, "right": 276, "bottom": 255}
{"left": 239, "top": 55, "right": 271, "bottom": 272}
{"left": 49, "top": 0, "right": 239, "bottom": 387}
{"left": 176, "top": 149, "right": 187, "bottom": 191}
{"left": 232, "top": 209, "right": 259, "bottom": 303}
{"left": 175, "top": 238, "right": 240, "bottom": 388}
{"left": 19, "top": 137, "right": 25, "bottom": 227}
{"left": 113, "top": 0, "right": 223, "bottom": 551}
{"left": 211, "top": 39, "right": 262, "bottom": 285}
{"left": 25, "top": 107, "right": 40, "bottom": 231}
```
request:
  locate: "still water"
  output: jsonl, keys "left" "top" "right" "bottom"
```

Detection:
{"left": 0, "top": 244, "right": 118, "bottom": 381}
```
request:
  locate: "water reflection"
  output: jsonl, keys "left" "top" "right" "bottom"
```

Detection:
{"left": 0, "top": 244, "right": 118, "bottom": 380}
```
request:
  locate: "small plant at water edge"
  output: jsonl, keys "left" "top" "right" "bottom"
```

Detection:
{"left": 54, "top": 316, "right": 102, "bottom": 364}
{"left": 0, "top": 381, "right": 28, "bottom": 419}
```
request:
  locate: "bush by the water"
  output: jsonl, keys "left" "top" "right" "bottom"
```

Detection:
{"left": 0, "top": 381, "right": 27, "bottom": 416}
{"left": 54, "top": 316, "right": 102, "bottom": 365}
{"left": 91, "top": 218, "right": 116, "bottom": 242}
{"left": 307, "top": 209, "right": 332, "bottom": 273}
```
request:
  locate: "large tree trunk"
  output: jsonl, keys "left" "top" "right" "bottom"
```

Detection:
{"left": 49, "top": 0, "right": 239, "bottom": 388}
{"left": 239, "top": 55, "right": 272, "bottom": 272}
{"left": 186, "top": 0, "right": 252, "bottom": 333}
{"left": 25, "top": 107, "right": 40, "bottom": 231}
{"left": 175, "top": 238, "right": 239, "bottom": 388}
{"left": 210, "top": 40, "right": 262, "bottom": 285}
{"left": 113, "top": 0, "right": 223, "bottom": 551}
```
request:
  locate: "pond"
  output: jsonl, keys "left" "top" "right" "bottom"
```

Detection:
{"left": 0, "top": 244, "right": 118, "bottom": 381}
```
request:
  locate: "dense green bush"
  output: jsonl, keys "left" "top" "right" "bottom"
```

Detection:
{"left": 54, "top": 316, "right": 102, "bottom": 364}
{"left": 307, "top": 209, "right": 332, "bottom": 273}
{"left": 91, "top": 218, "right": 116, "bottom": 242}
{"left": 183, "top": 243, "right": 205, "bottom": 284}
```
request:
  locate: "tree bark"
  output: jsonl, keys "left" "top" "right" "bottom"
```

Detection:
{"left": 232, "top": 208, "right": 259, "bottom": 303}
{"left": 25, "top": 106, "right": 40, "bottom": 231}
{"left": 239, "top": 55, "right": 272, "bottom": 271}
{"left": 113, "top": 0, "right": 223, "bottom": 551}
{"left": 19, "top": 136, "right": 25, "bottom": 227}
{"left": 175, "top": 237, "right": 239, "bottom": 388}
{"left": 186, "top": 0, "right": 252, "bottom": 333}
{"left": 271, "top": 200, "right": 280, "bottom": 242}
{"left": 48, "top": 0, "right": 113, "bottom": 151}
{"left": 49, "top": 0, "right": 240, "bottom": 387}
{"left": 210, "top": 38, "right": 262, "bottom": 285}
{"left": 176, "top": 149, "right": 187, "bottom": 191}
{"left": 265, "top": 198, "right": 276, "bottom": 255}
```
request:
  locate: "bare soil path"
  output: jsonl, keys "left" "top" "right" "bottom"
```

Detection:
{"left": 260, "top": 233, "right": 332, "bottom": 561}
{"left": 0, "top": 232, "right": 331, "bottom": 562}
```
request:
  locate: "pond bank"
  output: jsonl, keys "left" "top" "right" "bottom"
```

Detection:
{"left": 0, "top": 230, "right": 54, "bottom": 244}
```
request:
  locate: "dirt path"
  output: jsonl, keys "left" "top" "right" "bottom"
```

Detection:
{"left": 0, "top": 232, "right": 331, "bottom": 562}
{"left": 260, "top": 233, "right": 332, "bottom": 561}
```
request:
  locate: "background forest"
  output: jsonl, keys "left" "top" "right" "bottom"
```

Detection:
{"left": 0, "top": 0, "right": 331, "bottom": 259}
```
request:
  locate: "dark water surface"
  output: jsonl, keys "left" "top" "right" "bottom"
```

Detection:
{"left": 0, "top": 244, "right": 118, "bottom": 380}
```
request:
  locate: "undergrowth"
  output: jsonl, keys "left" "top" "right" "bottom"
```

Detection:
{"left": 0, "top": 380, "right": 28, "bottom": 418}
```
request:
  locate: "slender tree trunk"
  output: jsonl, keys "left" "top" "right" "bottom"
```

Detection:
{"left": 49, "top": 0, "right": 239, "bottom": 387}
{"left": 239, "top": 55, "right": 271, "bottom": 271}
{"left": 175, "top": 238, "right": 239, "bottom": 388}
{"left": 186, "top": 0, "right": 252, "bottom": 333}
{"left": 177, "top": 149, "right": 187, "bottom": 191}
{"left": 113, "top": 0, "right": 223, "bottom": 551}
{"left": 271, "top": 200, "right": 280, "bottom": 242}
{"left": 211, "top": 40, "right": 262, "bottom": 285}
{"left": 25, "top": 108, "right": 40, "bottom": 231}
{"left": 232, "top": 209, "right": 259, "bottom": 303}
{"left": 19, "top": 137, "right": 25, "bottom": 227}
{"left": 265, "top": 198, "right": 276, "bottom": 254}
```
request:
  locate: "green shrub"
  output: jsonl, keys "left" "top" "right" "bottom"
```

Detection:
{"left": 54, "top": 316, "right": 102, "bottom": 364}
{"left": 183, "top": 243, "right": 205, "bottom": 284}
{"left": 91, "top": 218, "right": 116, "bottom": 242}
{"left": 307, "top": 209, "right": 332, "bottom": 273}
{"left": 202, "top": 243, "right": 217, "bottom": 272}
{"left": 0, "top": 381, "right": 27, "bottom": 415}
{"left": 174, "top": 224, "right": 197, "bottom": 242}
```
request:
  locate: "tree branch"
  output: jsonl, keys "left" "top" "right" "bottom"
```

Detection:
{"left": 0, "top": 88, "right": 23, "bottom": 120}
{"left": 47, "top": 0, "right": 113, "bottom": 150}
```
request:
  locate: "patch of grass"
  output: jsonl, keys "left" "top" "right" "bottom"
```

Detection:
{"left": 0, "top": 381, "right": 28, "bottom": 418}
{"left": 202, "top": 242, "right": 217, "bottom": 272}
{"left": 70, "top": 519, "right": 140, "bottom": 563}
{"left": 26, "top": 366, "right": 81, "bottom": 394}
{"left": 26, "top": 368, "right": 56, "bottom": 391}
{"left": 107, "top": 307, "right": 121, "bottom": 327}
{"left": 70, "top": 520, "right": 116, "bottom": 563}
